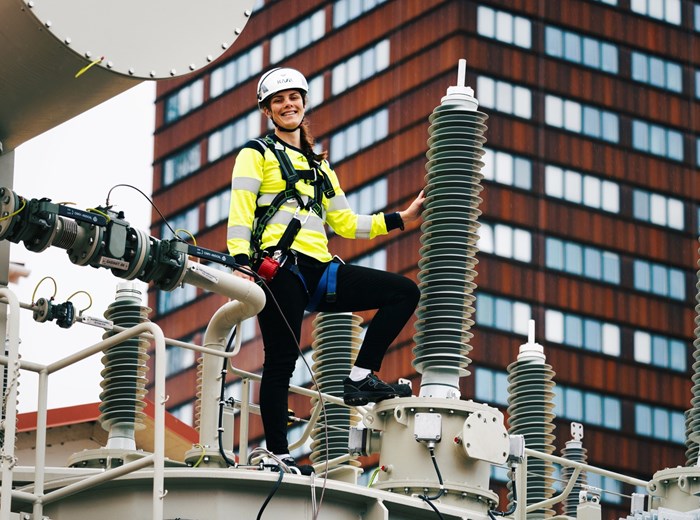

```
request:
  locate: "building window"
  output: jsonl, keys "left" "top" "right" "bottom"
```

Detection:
{"left": 165, "top": 79, "right": 204, "bottom": 124}
{"left": 332, "top": 39, "right": 390, "bottom": 95}
{"left": 166, "top": 345, "right": 195, "bottom": 377}
{"left": 355, "top": 247, "right": 387, "bottom": 270}
{"left": 329, "top": 109, "right": 388, "bottom": 163}
{"left": 346, "top": 178, "right": 387, "bottom": 214}
{"left": 158, "top": 284, "right": 197, "bottom": 315}
{"left": 162, "top": 206, "right": 199, "bottom": 239}
{"left": 163, "top": 143, "right": 201, "bottom": 187}
{"left": 306, "top": 75, "right": 325, "bottom": 110}
{"left": 632, "top": 119, "right": 684, "bottom": 161}
{"left": 475, "top": 293, "right": 531, "bottom": 335}
{"left": 545, "top": 95, "right": 619, "bottom": 142}
{"left": 205, "top": 189, "right": 232, "bottom": 228}
{"left": 210, "top": 45, "right": 263, "bottom": 99}
{"left": 633, "top": 259, "right": 686, "bottom": 300}
{"left": 630, "top": 0, "right": 681, "bottom": 25}
{"left": 545, "top": 309, "right": 620, "bottom": 356}
{"left": 631, "top": 51, "right": 682, "bottom": 93}
{"left": 478, "top": 221, "right": 532, "bottom": 263}
{"left": 208, "top": 111, "right": 261, "bottom": 163}
{"left": 333, "top": 0, "right": 387, "bottom": 28}
{"left": 477, "top": 6, "right": 532, "bottom": 48}
{"left": 477, "top": 76, "right": 532, "bottom": 119}
{"left": 545, "top": 26, "right": 618, "bottom": 74}
{"left": 481, "top": 148, "right": 532, "bottom": 190}
{"left": 696, "top": 4, "right": 700, "bottom": 30}
{"left": 632, "top": 189, "right": 684, "bottom": 230}
{"left": 169, "top": 401, "right": 194, "bottom": 426}
{"left": 634, "top": 330, "right": 687, "bottom": 372}
{"left": 553, "top": 385, "right": 622, "bottom": 429}
{"left": 544, "top": 165, "right": 620, "bottom": 213}
{"left": 635, "top": 403, "right": 684, "bottom": 443}
{"left": 474, "top": 367, "right": 509, "bottom": 406}
{"left": 545, "top": 237, "right": 620, "bottom": 284}
{"left": 270, "top": 9, "right": 325, "bottom": 63}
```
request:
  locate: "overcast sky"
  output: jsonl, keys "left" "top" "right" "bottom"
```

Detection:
{"left": 10, "top": 82, "right": 156, "bottom": 412}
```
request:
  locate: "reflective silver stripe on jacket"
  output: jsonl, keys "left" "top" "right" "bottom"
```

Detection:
{"left": 267, "top": 210, "right": 326, "bottom": 234}
{"left": 355, "top": 215, "right": 373, "bottom": 239}
{"left": 327, "top": 195, "right": 350, "bottom": 212}
{"left": 227, "top": 225, "right": 252, "bottom": 240}
{"left": 232, "top": 176, "right": 261, "bottom": 193}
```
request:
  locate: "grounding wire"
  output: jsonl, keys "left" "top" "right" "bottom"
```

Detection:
{"left": 256, "top": 467, "right": 284, "bottom": 520}
{"left": 489, "top": 465, "right": 517, "bottom": 518}
{"left": 216, "top": 324, "right": 239, "bottom": 468}
{"left": 417, "top": 446, "right": 446, "bottom": 520}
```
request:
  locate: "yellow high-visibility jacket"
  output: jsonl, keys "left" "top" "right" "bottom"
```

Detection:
{"left": 227, "top": 135, "right": 389, "bottom": 263}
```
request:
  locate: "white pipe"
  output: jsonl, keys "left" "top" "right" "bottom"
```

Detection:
{"left": 32, "top": 369, "right": 49, "bottom": 520}
{"left": 183, "top": 261, "right": 266, "bottom": 451}
{"left": 0, "top": 288, "right": 20, "bottom": 520}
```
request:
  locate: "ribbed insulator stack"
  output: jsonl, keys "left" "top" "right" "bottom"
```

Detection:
{"left": 99, "top": 282, "right": 151, "bottom": 448}
{"left": 413, "top": 59, "right": 487, "bottom": 398}
{"left": 685, "top": 237, "right": 700, "bottom": 466}
{"left": 507, "top": 322, "right": 557, "bottom": 518}
{"left": 561, "top": 423, "right": 588, "bottom": 516}
{"left": 310, "top": 312, "right": 361, "bottom": 467}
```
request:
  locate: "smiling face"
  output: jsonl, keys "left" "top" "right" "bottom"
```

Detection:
{"left": 264, "top": 89, "right": 306, "bottom": 131}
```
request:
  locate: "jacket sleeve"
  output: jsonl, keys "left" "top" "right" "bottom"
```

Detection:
{"left": 322, "top": 162, "right": 388, "bottom": 239}
{"left": 226, "top": 143, "right": 264, "bottom": 261}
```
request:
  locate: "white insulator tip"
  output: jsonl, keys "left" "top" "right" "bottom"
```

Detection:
{"left": 517, "top": 319, "right": 546, "bottom": 363}
{"left": 441, "top": 59, "right": 479, "bottom": 110}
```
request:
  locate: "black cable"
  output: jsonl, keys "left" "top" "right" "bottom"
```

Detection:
{"left": 216, "top": 324, "right": 238, "bottom": 468}
{"left": 105, "top": 183, "right": 187, "bottom": 244}
{"left": 490, "top": 464, "right": 518, "bottom": 517}
{"left": 418, "top": 447, "right": 446, "bottom": 519}
{"left": 256, "top": 467, "right": 284, "bottom": 520}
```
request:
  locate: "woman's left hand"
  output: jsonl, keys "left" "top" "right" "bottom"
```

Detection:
{"left": 399, "top": 190, "right": 425, "bottom": 224}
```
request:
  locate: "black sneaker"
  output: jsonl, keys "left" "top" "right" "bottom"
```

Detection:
{"left": 276, "top": 456, "right": 314, "bottom": 476}
{"left": 389, "top": 381, "right": 412, "bottom": 398}
{"left": 343, "top": 373, "right": 402, "bottom": 405}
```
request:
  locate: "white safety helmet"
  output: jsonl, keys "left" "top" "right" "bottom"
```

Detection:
{"left": 257, "top": 67, "right": 308, "bottom": 109}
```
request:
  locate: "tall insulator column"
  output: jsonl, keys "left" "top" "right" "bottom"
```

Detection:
{"left": 310, "top": 313, "right": 362, "bottom": 476}
{"left": 685, "top": 237, "right": 700, "bottom": 466}
{"left": 561, "top": 423, "right": 588, "bottom": 516}
{"left": 413, "top": 59, "right": 487, "bottom": 399}
{"left": 99, "top": 282, "right": 151, "bottom": 451}
{"left": 507, "top": 321, "right": 557, "bottom": 518}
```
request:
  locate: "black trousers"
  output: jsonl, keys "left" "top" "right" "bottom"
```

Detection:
{"left": 256, "top": 252, "right": 420, "bottom": 455}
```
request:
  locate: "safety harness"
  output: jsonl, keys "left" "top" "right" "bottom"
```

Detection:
{"left": 252, "top": 136, "right": 340, "bottom": 311}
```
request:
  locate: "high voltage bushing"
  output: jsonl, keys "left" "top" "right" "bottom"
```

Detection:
{"left": 507, "top": 328, "right": 557, "bottom": 519}
{"left": 310, "top": 313, "right": 362, "bottom": 469}
{"left": 561, "top": 423, "right": 588, "bottom": 516}
{"left": 99, "top": 283, "right": 151, "bottom": 449}
{"left": 685, "top": 237, "right": 700, "bottom": 466}
{"left": 413, "top": 59, "right": 487, "bottom": 398}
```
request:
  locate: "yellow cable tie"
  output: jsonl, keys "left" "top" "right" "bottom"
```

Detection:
{"left": 75, "top": 56, "right": 104, "bottom": 78}
{"left": 175, "top": 228, "right": 197, "bottom": 246}
{"left": 86, "top": 208, "right": 110, "bottom": 222}
{"left": 0, "top": 197, "right": 26, "bottom": 222}
{"left": 31, "top": 276, "right": 58, "bottom": 305}
{"left": 65, "top": 290, "right": 93, "bottom": 315}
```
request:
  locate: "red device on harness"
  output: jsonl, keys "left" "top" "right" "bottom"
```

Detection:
{"left": 257, "top": 253, "right": 281, "bottom": 282}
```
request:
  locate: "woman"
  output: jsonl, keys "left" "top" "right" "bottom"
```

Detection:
{"left": 227, "top": 67, "right": 424, "bottom": 474}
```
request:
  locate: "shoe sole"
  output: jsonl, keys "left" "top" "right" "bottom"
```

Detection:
{"left": 343, "top": 392, "right": 400, "bottom": 406}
